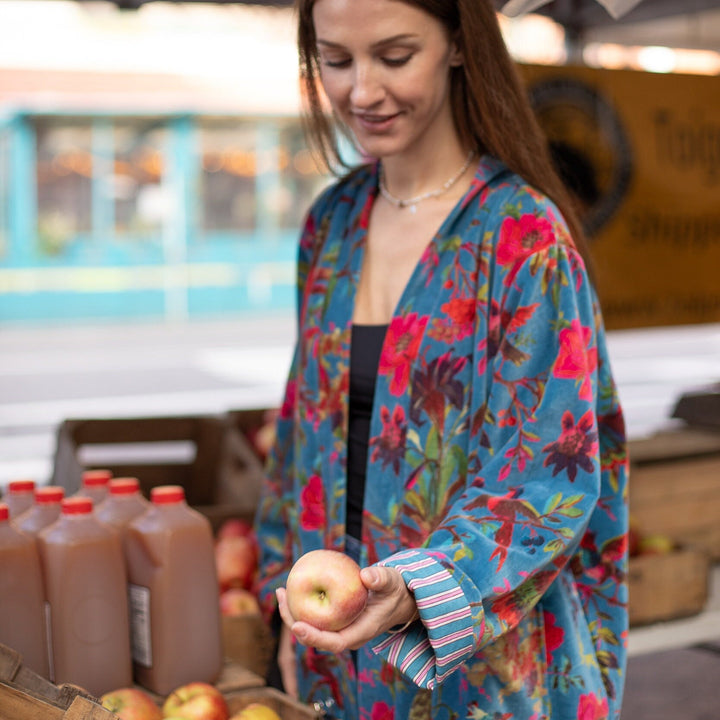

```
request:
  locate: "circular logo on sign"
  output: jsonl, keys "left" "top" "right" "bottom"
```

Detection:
{"left": 528, "top": 76, "right": 633, "bottom": 239}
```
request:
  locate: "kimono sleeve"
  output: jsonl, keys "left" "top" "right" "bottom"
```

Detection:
{"left": 372, "top": 231, "right": 610, "bottom": 688}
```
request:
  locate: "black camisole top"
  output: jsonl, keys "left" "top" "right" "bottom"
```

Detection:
{"left": 347, "top": 323, "right": 388, "bottom": 540}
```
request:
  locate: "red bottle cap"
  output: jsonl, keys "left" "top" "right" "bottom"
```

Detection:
{"left": 0, "top": 503, "right": 8, "bottom": 521}
{"left": 62, "top": 497, "right": 93, "bottom": 515}
{"left": 109, "top": 477, "right": 140, "bottom": 495}
{"left": 35, "top": 486, "right": 65, "bottom": 504}
{"left": 151, "top": 485, "right": 185, "bottom": 504}
{"left": 8, "top": 479, "right": 35, "bottom": 493}
{"left": 82, "top": 469, "right": 112, "bottom": 487}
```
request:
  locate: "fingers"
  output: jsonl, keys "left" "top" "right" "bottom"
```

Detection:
{"left": 277, "top": 624, "right": 299, "bottom": 699}
{"left": 275, "top": 587, "right": 296, "bottom": 628}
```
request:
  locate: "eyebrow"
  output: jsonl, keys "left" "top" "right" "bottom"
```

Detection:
{"left": 316, "top": 33, "right": 419, "bottom": 51}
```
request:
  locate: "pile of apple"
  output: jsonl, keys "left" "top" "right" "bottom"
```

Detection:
{"left": 214, "top": 518, "right": 262, "bottom": 617}
{"left": 101, "top": 683, "right": 281, "bottom": 720}
{"left": 628, "top": 517, "right": 677, "bottom": 558}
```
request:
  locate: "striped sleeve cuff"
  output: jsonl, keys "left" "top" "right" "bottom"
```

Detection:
{"left": 371, "top": 550, "right": 478, "bottom": 689}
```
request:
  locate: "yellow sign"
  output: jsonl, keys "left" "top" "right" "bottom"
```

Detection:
{"left": 520, "top": 64, "right": 720, "bottom": 330}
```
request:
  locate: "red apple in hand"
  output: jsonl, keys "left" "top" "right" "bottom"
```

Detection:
{"left": 220, "top": 588, "right": 261, "bottom": 616}
{"left": 285, "top": 549, "right": 368, "bottom": 632}
{"left": 162, "top": 682, "right": 228, "bottom": 720}
{"left": 100, "top": 687, "right": 162, "bottom": 720}
{"left": 215, "top": 535, "right": 258, "bottom": 591}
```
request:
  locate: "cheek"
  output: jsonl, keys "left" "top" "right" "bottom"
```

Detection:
{"left": 319, "top": 73, "right": 349, "bottom": 107}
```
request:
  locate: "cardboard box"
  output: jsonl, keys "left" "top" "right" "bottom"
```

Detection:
{"left": 227, "top": 686, "right": 320, "bottom": 720}
{"left": 50, "top": 413, "right": 266, "bottom": 528}
{"left": 222, "top": 613, "right": 275, "bottom": 680}
{"left": 629, "top": 428, "right": 720, "bottom": 560}
{"left": 629, "top": 547, "right": 710, "bottom": 626}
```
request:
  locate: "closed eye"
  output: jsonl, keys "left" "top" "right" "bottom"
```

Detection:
{"left": 382, "top": 54, "right": 413, "bottom": 67}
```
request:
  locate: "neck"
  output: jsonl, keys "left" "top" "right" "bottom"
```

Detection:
{"left": 379, "top": 147, "right": 476, "bottom": 212}
{"left": 380, "top": 144, "right": 473, "bottom": 199}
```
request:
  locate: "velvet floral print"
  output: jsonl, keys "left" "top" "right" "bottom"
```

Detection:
{"left": 254, "top": 155, "right": 629, "bottom": 720}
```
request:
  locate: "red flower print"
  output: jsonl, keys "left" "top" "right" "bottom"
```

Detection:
{"left": 299, "top": 474, "right": 325, "bottom": 530}
{"left": 378, "top": 313, "right": 428, "bottom": 396}
{"left": 440, "top": 297, "right": 476, "bottom": 341}
{"left": 370, "top": 405, "right": 407, "bottom": 474}
{"left": 577, "top": 692, "right": 609, "bottom": 720}
{"left": 543, "top": 410, "right": 599, "bottom": 482}
{"left": 370, "top": 700, "right": 394, "bottom": 720}
{"left": 543, "top": 610, "right": 564, "bottom": 663}
{"left": 497, "top": 213, "right": 555, "bottom": 284}
{"left": 279, "top": 379, "right": 297, "bottom": 420}
{"left": 554, "top": 319, "right": 598, "bottom": 401}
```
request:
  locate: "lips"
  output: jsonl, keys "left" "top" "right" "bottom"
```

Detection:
{"left": 353, "top": 111, "right": 401, "bottom": 133}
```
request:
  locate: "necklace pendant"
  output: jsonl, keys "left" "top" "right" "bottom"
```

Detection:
{"left": 409, "top": 203, "right": 417, "bottom": 214}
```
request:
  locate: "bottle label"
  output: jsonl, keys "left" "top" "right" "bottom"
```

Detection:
{"left": 128, "top": 584, "right": 152, "bottom": 667}
{"left": 45, "top": 602, "right": 55, "bottom": 683}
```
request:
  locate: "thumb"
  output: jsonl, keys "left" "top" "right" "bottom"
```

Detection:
{"left": 361, "top": 566, "right": 384, "bottom": 589}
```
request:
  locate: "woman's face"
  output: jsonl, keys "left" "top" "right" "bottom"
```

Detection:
{"left": 311, "top": 0, "right": 461, "bottom": 160}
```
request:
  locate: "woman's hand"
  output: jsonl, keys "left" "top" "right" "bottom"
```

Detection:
{"left": 275, "top": 565, "right": 418, "bottom": 654}
{"left": 277, "top": 622, "right": 299, "bottom": 699}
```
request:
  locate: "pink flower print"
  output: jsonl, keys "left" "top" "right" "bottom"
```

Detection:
{"left": 554, "top": 319, "right": 598, "bottom": 401}
{"left": 378, "top": 313, "right": 428, "bottom": 396}
{"left": 577, "top": 692, "right": 609, "bottom": 720}
{"left": 497, "top": 213, "right": 555, "bottom": 284}
{"left": 299, "top": 474, "right": 325, "bottom": 531}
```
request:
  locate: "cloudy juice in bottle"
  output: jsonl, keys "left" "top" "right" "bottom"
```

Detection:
{"left": 16, "top": 486, "right": 65, "bottom": 536}
{"left": 95, "top": 477, "right": 150, "bottom": 533}
{"left": 38, "top": 496, "right": 132, "bottom": 696}
{"left": 73, "top": 469, "right": 112, "bottom": 506}
{"left": 4, "top": 479, "right": 36, "bottom": 518}
{"left": 0, "top": 503, "right": 49, "bottom": 678}
{"left": 124, "top": 485, "right": 222, "bottom": 695}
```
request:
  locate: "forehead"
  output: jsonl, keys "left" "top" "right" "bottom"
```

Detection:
{"left": 312, "top": 0, "right": 439, "bottom": 42}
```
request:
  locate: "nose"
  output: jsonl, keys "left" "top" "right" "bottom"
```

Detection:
{"left": 349, "top": 61, "right": 384, "bottom": 109}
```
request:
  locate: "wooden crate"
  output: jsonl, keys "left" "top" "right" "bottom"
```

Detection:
{"left": 222, "top": 613, "right": 275, "bottom": 679}
{"left": 0, "top": 643, "right": 118, "bottom": 719}
{"left": 50, "top": 413, "right": 265, "bottom": 521}
{"left": 227, "top": 686, "right": 320, "bottom": 720}
{"left": 628, "top": 547, "right": 711, "bottom": 626}
{"left": 629, "top": 428, "right": 720, "bottom": 560}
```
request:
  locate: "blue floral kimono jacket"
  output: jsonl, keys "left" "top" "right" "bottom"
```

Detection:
{"left": 254, "top": 155, "right": 629, "bottom": 720}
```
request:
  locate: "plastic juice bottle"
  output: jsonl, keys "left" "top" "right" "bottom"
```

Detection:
{"left": 0, "top": 503, "right": 50, "bottom": 678}
{"left": 124, "top": 485, "right": 222, "bottom": 695}
{"left": 95, "top": 477, "right": 150, "bottom": 533}
{"left": 4, "top": 479, "right": 36, "bottom": 518}
{"left": 73, "top": 469, "right": 112, "bottom": 506}
{"left": 16, "top": 486, "right": 65, "bottom": 536}
{"left": 38, "top": 496, "right": 132, "bottom": 697}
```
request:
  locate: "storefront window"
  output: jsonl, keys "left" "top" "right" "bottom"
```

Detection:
{"left": 199, "top": 123, "right": 257, "bottom": 233}
{"left": 113, "top": 122, "right": 166, "bottom": 236}
{"left": 35, "top": 120, "right": 92, "bottom": 255}
{"left": 277, "top": 122, "right": 330, "bottom": 230}
{"left": 0, "top": 128, "right": 8, "bottom": 259}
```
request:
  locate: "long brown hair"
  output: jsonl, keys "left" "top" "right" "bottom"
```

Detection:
{"left": 295, "top": 0, "right": 594, "bottom": 277}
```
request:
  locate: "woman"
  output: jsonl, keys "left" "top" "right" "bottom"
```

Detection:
{"left": 254, "top": 0, "right": 629, "bottom": 718}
